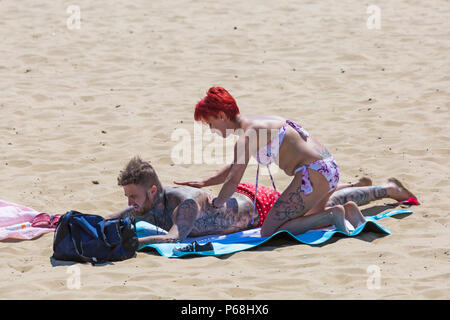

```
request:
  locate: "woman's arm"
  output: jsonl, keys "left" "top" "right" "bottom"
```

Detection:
{"left": 213, "top": 133, "right": 252, "bottom": 207}
{"left": 174, "top": 163, "right": 232, "bottom": 188}
{"left": 202, "top": 163, "right": 232, "bottom": 186}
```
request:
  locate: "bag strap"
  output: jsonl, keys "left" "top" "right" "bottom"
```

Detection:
{"left": 68, "top": 221, "right": 98, "bottom": 263}
{"left": 251, "top": 163, "right": 278, "bottom": 226}
{"left": 69, "top": 221, "right": 121, "bottom": 264}
{"left": 251, "top": 163, "right": 260, "bottom": 225}
{"left": 266, "top": 165, "right": 277, "bottom": 192}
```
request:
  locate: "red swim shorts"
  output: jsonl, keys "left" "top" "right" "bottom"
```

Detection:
{"left": 235, "top": 183, "right": 280, "bottom": 227}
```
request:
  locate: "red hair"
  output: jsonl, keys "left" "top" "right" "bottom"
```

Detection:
{"left": 194, "top": 87, "right": 240, "bottom": 122}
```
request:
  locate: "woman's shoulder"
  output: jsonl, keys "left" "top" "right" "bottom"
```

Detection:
{"left": 243, "top": 115, "right": 286, "bottom": 130}
{"left": 246, "top": 114, "right": 285, "bottom": 121}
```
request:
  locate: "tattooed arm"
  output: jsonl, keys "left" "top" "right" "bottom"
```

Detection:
{"left": 138, "top": 199, "right": 199, "bottom": 246}
{"left": 105, "top": 206, "right": 134, "bottom": 220}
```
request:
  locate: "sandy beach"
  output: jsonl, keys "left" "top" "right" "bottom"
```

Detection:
{"left": 0, "top": 0, "right": 449, "bottom": 300}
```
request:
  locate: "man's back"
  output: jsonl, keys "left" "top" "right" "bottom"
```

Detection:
{"left": 138, "top": 186, "right": 258, "bottom": 237}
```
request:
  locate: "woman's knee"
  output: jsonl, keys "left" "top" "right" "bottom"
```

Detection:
{"left": 260, "top": 205, "right": 310, "bottom": 237}
{"left": 260, "top": 224, "right": 273, "bottom": 237}
{"left": 260, "top": 217, "right": 284, "bottom": 237}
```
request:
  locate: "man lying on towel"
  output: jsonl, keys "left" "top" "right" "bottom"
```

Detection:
{"left": 106, "top": 156, "right": 416, "bottom": 247}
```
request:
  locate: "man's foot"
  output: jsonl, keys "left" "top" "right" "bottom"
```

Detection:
{"left": 354, "top": 177, "right": 372, "bottom": 187}
{"left": 336, "top": 176, "right": 372, "bottom": 192}
{"left": 343, "top": 201, "right": 366, "bottom": 229}
{"left": 385, "top": 178, "right": 418, "bottom": 202}
{"left": 329, "top": 205, "right": 350, "bottom": 234}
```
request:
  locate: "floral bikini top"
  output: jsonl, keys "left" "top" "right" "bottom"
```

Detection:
{"left": 250, "top": 120, "right": 310, "bottom": 224}
{"left": 255, "top": 120, "right": 309, "bottom": 166}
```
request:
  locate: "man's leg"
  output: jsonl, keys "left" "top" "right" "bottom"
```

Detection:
{"left": 327, "top": 178, "right": 417, "bottom": 206}
{"left": 334, "top": 176, "right": 372, "bottom": 191}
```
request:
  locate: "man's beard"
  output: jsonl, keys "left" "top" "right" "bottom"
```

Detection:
{"left": 135, "top": 192, "right": 154, "bottom": 216}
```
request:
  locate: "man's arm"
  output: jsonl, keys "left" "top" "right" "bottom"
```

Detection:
{"left": 138, "top": 199, "right": 199, "bottom": 246}
{"left": 105, "top": 206, "right": 134, "bottom": 220}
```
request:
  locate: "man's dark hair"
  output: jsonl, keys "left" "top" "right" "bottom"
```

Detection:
{"left": 117, "top": 156, "right": 161, "bottom": 190}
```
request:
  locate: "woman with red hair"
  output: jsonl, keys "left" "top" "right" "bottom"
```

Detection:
{"left": 175, "top": 87, "right": 356, "bottom": 237}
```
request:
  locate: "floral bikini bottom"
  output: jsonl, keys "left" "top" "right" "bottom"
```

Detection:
{"left": 294, "top": 156, "right": 340, "bottom": 195}
{"left": 285, "top": 120, "right": 340, "bottom": 195}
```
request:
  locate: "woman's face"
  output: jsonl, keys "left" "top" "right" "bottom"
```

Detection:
{"left": 205, "top": 114, "right": 230, "bottom": 138}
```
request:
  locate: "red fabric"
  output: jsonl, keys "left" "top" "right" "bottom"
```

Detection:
{"left": 406, "top": 197, "right": 420, "bottom": 205}
{"left": 235, "top": 183, "right": 280, "bottom": 227}
{"left": 31, "top": 213, "right": 61, "bottom": 229}
{"left": 388, "top": 196, "right": 420, "bottom": 207}
{"left": 194, "top": 87, "right": 240, "bottom": 122}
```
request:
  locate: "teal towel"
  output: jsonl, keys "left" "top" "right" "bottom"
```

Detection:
{"left": 137, "top": 209, "right": 412, "bottom": 258}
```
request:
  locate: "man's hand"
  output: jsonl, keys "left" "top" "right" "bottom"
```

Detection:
{"left": 173, "top": 180, "right": 206, "bottom": 188}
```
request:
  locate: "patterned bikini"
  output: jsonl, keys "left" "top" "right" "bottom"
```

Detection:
{"left": 235, "top": 120, "right": 340, "bottom": 226}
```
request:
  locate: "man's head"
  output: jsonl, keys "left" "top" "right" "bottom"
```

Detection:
{"left": 117, "top": 156, "right": 162, "bottom": 215}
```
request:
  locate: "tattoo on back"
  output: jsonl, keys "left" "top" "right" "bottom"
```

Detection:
{"left": 190, "top": 196, "right": 256, "bottom": 236}
{"left": 175, "top": 199, "right": 198, "bottom": 239}
{"left": 141, "top": 187, "right": 260, "bottom": 237}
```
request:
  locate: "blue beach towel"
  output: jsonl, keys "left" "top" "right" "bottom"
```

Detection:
{"left": 137, "top": 209, "right": 412, "bottom": 258}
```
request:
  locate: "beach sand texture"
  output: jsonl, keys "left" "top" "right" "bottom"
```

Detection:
{"left": 0, "top": 0, "right": 449, "bottom": 299}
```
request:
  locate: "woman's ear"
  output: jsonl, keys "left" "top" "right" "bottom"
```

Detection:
{"left": 218, "top": 111, "right": 228, "bottom": 120}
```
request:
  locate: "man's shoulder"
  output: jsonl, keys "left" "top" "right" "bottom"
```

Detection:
{"left": 165, "top": 186, "right": 209, "bottom": 202}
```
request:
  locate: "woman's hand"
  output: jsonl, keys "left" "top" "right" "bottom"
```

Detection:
{"left": 211, "top": 197, "right": 224, "bottom": 209}
{"left": 206, "top": 194, "right": 224, "bottom": 209}
{"left": 175, "top": 164, "right": 233, "bottom": 189}
{"left": 173, "top": 180, "right": 206, "bottom": 188}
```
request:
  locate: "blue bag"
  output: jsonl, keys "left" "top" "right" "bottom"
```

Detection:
{"left": 52, "top": 210, "right": 139, "bottom": 264}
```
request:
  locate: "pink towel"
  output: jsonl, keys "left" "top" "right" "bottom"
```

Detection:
{"left": 0, "top": 199, "right": 56, "bottom": 240}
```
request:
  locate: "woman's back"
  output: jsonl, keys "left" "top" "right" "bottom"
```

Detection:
{"left": 239, "top": 115, "right": 330, "bottom": 175}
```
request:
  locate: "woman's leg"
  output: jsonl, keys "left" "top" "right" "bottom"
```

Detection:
{"left": 276, "top": 205, "right": 349, "bottom": 235}
{"left": 260, "top": 168, "right": 334, "bottom": 237}
{"left": 278, "top": 200, "right": 366, "bottom": 235}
